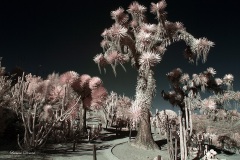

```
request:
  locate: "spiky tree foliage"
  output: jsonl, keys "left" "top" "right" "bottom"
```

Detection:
{"left": 93, "top": 0, "right": 214, "bottom": 150}
{"left": 161, "top": 67, "right": 233, "bottom": 137}
{"left": 71, "top": 74, "right": 108, "bottom": 132}
{"left": 162, "top": 67, "right": 233, "bottom": 114}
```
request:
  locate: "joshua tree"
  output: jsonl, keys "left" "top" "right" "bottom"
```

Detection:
{"left": 162, "top": 67, "right": 234, "bottom": 117}
{"left": 93, "top": 0, "right": 214, "bottom": 150}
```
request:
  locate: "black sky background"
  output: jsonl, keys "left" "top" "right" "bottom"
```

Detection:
{"left": 0, "top": 0, "right": 239, "bottom": 112}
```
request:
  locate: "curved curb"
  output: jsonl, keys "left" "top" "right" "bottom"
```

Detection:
{"left": 110, "top": 141, "right": 129, "bottom": 160}
{"left": 104, "top": 138, "right": 129, "bottom": 160}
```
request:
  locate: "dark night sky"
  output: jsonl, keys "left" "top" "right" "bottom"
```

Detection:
{"left": 0, "top": 0, "right": 239, "bottom": 112}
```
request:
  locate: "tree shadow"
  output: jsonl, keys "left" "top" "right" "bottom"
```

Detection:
{"left": 155, "top": 139, "right": 168, "bottom": 150}
{"left": 208, "top": 144, "right": 236, "bottom": 155}
{"left": 100, "top": 128, "right": 137, "bottom": 141}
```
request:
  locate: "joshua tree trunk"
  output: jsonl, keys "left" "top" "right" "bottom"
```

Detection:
{"left": 132, "top": 107, "right": 159, "bottom": 150}
{"left": 131, "top": 68, "right": 159, "bottom": 150}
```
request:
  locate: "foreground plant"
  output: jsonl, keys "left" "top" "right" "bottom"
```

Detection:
{"left": 93, "top": 0, "right": 214, "bottom": 150}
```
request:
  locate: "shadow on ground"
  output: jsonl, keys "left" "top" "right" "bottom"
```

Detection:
{"left": 101, "top": 128, "right": 137, "bottom": 141}
{"left": 155, "top": 139, "right": 168, "bottom": 149}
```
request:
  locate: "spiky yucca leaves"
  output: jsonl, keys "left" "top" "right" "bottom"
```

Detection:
{"left": 89, "top": 77, "right": 103, "bottom": 90}
{"left": 79, "top": 75, "right": 108, "bottom": 111}
{"left": 94, "top": 1, "right": 214, "bottom": 75}
{"left": 111, "top": 7, "right": 129, "bottom": 25}
{"left": 93, "top": 0, "right": 214, "bottom": 150}
{"left": 71, "top": 74, "right": 91, "bottom": 95}
{"left": 59, "top": 71, "right": 78, "bottom": 83}
{"left": 162, "top": 67, "right": 234, "bottom": 111}
{"left": 70, "top": 74, "right": 107, "bottom": 110}
{"left": 223, "top": 74, "right": 234, "bottom": 90}
{"left": 201, "top": 98, "right": 217, "bottom": 111}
